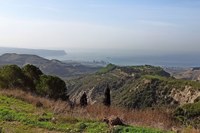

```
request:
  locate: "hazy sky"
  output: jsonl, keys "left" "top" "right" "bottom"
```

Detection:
{"left": 0, "top": 0, "right": 200, "bottom": 55}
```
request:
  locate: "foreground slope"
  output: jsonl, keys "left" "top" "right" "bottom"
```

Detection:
{"left": 0, "top": 91, "right": 171, "bottom": 133}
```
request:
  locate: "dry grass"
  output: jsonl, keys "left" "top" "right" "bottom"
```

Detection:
{"left": 182, "top": 127, "right": 200, "bottom": 133}
{"left": 0, "top": 89, "right": 70, "bottom": 114}
{"left": 69, "top": 104, "right": 176, "bottom": 130}
{"left": 0, "top": 88, "right": 199, "bottom": 132}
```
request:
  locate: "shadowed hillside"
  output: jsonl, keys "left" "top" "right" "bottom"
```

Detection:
{"left": 0, "top": 53, "right": 101, "bottom": 78}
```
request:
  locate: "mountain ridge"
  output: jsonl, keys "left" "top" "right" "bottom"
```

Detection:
{"left": 0, "top": 47, "right": 67, "bottom": 57}
{"left": 0, "top": 53, "right": 100, "bottom": 78}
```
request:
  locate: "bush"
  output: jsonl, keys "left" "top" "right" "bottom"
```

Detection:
{"left": 0, "top": 65, "right": 25, "bottom": 88}
{"left": 80, "top": 92, "right": 87, "bottom": 107}
{"left": 174, "top": 102, "right": 200, "bottom": 127}
{"left": 103, "top": 84, "right": 111, "bottom": 107}
{"left": 174, "top": 102, "right": 200, "bottom": 118}
{"left": 22, "top": 64, "right": 43, "bottom": 90}
{"left": 22, "top": 64, "right": 43, "bottom": 81}
{"left": 36, "top": 75, "right": 67, "bottom": 100}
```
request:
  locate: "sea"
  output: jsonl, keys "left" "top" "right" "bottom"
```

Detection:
{"left": 45, "top": 52, "right": 200, "bottom": 68}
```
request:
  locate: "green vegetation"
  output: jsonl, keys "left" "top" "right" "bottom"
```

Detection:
{"left": 1, "top": 63, "right": 200, "bottom": 131}
{"left": 36, "top": 75, "right": 67, "bottom": 100}
{"left": 0, "top": 65, "right": 26, "bottom": 88}
{"left": 80, "top": 92, "right": 88, "bottom": 107}
{"left": 103, "top": 84, "right": 111, "bottom": 106}
{"left": 174, "top": 102, "right": 200, "bottom": 127}
{"left": 22, "top": 64, "right": 43, "bottom": 90}
{"left": 0, "top": 94, "right": 170, "bottom": 133}
{"left": 97, "top": 63, "right": 117, "bottom": 74}
{"left": 111, "top": 126, "right": 172, "bottom": 133}
{"left": 68, "top": 64, "right": 200, "bottom": 109}
{"left": 119, "top": 65, "right": 170, "bottom": 77}
{"left": 144, "top": 75, "right": 200, "bottom": 89}
{"left": 0, "top": 64, "right": 67, "bottom": 100}
{"left": 0, "top": 94, "right": 109, "bottom": 132}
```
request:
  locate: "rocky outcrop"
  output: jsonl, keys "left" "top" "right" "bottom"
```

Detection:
{"left": 103, "top": 116, "right": 124, "bottom": 126}
{"left": 170, "top": 86, "right": 200, "bottom": 105}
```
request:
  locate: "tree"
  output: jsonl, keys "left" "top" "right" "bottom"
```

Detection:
{"left": 80, "top": 92, "right": 87, "bottom": 107}
{"left": 0, "top": 65, "right": 25, "bottom": 88}
{"left": 22, "top": 64, "right": 43, "bottom": 90}
{"left": 22, "top": 64, "right": 43, "bottom": 81}
{"left": 36, "top": 75, "right": 67, "bottom": 100}
{"left": 103, "top": 84, "right": 111, "bottom": 107}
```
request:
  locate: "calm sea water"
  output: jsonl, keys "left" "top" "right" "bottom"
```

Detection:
{"left": 45, "top": 53, "right": 200, "bottom": 67}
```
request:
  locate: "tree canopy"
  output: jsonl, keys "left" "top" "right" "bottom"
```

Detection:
{"left": 0, "top": 64, "right": 67, "bottom": 101}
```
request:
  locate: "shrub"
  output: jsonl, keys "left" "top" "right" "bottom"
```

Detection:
{"left": 36, "top": 75, "right": 67, "bottom": 100}
{"left": 174, "top": 102, "right": 200, "bottom": 127}
{"left": 80, "top": 92, "right": 87, "bottom": 107}
{"left": 174, "top": 102, "right": 200, "bottom": 118}
{"left": 0, "top": 65, "right": 25, "bottom": 88}
{"left": 22, "top": 64, "right": 43, "bottom": 90}
{"left": 103, "top": 84, "right": 111, "bottom": 107}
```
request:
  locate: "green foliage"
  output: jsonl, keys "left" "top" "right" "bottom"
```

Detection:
{"left": 174, "top": 102, "right": 200, "bottom": 127}
{"left": 0, "top": 76, "right": 7, "bottom": 89}
{"left": 103, "top": 84, "right": 111, "bottom": 106}
{"left": 0, "top": 95, "right": 110, "bottom": 132}
{"left": 97, "top": 64, "right": 117, "bottom": 74}
{"left": 0, "top": 65, "right": 25, "bottom": 88}
{"left": 0, "top": 64, "right": 68, "bottom": 100}
{"left": 22, "top": 64, "right": 43, "bottom": 90}
{"left": 22, "top": 64, "right": 43, "bottom": 81}
{"left": 36, "top": 75, "right": 67, "bottom": 100}
{"left": 80, "top": 92, "right": 88, "bottom": 107}
{"left": 144, "top": 75, "right": 200, "bottom": 89}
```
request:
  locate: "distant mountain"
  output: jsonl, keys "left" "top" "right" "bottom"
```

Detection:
{"left": 0, "top": 53, "right": 101, "bottom": 78}
{"left": 0, "top": 47, "right": 67, "bottom": 57}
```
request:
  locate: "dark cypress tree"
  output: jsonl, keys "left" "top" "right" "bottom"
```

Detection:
{"left": 80, "top": 92, "right": 87, "bottom": 107}
{"left": 103, "top": 84, "right": 111, "bottom": 106}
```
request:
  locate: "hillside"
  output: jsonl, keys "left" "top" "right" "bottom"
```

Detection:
{"left": 164, "top": 67, "right": 200, "bottom": 81}
{"left": 0, "top": 53, "right": 100, "bottom": 78}
{"left": 0, "top": 89, "right": 174, "bottom": 133}
{"left": 0, "top": 64, "right": 199, "bottom": 132}
{"left": 66, "top": 64, "right": 200, "bottom": 108}
{"left": 65, "top": 64, "right": 200, "bottom": 129}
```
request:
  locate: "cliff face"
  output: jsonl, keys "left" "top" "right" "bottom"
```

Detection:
{"left": 66, "top": 65, "right": 200, "bottom": 109}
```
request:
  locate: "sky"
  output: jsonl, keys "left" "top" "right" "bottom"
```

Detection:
{"left": 0, "top": 0, "right": 200, "bottom": 56}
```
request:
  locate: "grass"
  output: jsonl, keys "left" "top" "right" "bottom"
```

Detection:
{"left": 143, "top": 75, "right": 200, "bottom": 89}
{"left": 96, "top": 63, "right": 117, "bottom": 74}
{"left": 111, "top": 126, "right": 171, "bottom": 133}
{"left": 0, "top": 89, "right": 176, "bottom": 133}
{"left": 0, "top": 94, "right": 109, "bottom": 132}
{"left": 0, "top": 90, "right": 175, "bottom": 133}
